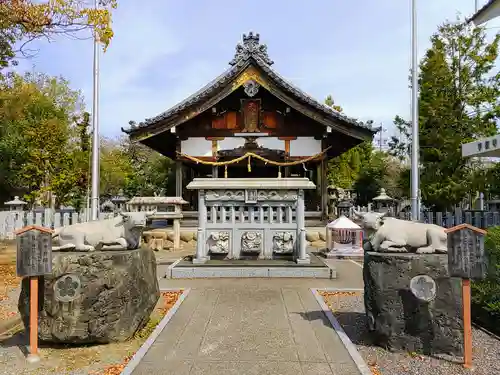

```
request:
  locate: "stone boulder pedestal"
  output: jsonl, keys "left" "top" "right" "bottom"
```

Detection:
{"left": 18, "top": 248, "right": 160, "bottom": 344}
{"left": 363, "top": 252, "right": 463, "bottom": 355}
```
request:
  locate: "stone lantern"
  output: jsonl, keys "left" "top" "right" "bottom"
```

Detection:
{"left": 4, "top": 196, "right": 27, "bottom": 212}
{"left": 100, "top": 200, "right": 115, "bottom": 213}
{"left": 111, "top": 193, "right": 128, "bottom": 212}
{"left": 324, "top": 215, "right": 363, "bottom": 258}
{"left": 372, "top": 188, "right": 394, "bottom": 214}
{"left": 337, "top": 199, "right": 353, "bottom": 218}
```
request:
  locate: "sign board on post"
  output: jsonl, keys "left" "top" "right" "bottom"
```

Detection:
{"left": 15, "top": 225, "right": 53, "bottom": 363}
{"left": 446, "top": 223, "right": 488, "bottom": 370}
{"left": 16, "top": 225, "right": 53, "bottom": 277}
{"left": 447, "top": 223, "right": 487, "bottom": 280}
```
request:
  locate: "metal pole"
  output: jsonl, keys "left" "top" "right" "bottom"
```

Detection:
{"left": 90, "top": 0, "right": 100, "bottom": 221}
{"left": 475, "top": 0, "right": 479, "bottom": 12}
{"left": 411, "top": 0, "right": 420, "bottom": 221}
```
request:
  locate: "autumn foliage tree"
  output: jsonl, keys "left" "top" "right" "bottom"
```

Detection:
{"left": 0, "top": 0, "right": 116, "bottom": 68}
{"left": 0, "top": 71, "right": 173, "bottom": 208}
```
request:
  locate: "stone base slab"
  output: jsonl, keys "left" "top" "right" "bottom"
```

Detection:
{"left": 296, "top": 257, "right": 311, "bottom": 265}
{"left": 324, "top": 250, "right": 364, "bottom": 260}
{"left": 192, "top": 256, "right": 209, "bottom": 264}
{"left": 170, "top": 266, "right": 335, "bottom": 279}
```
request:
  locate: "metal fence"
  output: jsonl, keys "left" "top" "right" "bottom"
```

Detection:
{"left": 351, "top": 206, "right": 500, "bottom": 230}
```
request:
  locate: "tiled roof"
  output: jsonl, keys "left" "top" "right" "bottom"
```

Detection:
{"left": 469, "top": 0, "right": 500, "bottom": 23}
{"left": 124, "top": 32, "right": 375, "bottom": 134}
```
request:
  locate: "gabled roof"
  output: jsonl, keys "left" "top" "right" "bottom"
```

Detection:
{"left": 468, "top": 0, "right": 500, "bottom": 25}
{"left": 123, "top": 32, "right": 375, "bottom": 141}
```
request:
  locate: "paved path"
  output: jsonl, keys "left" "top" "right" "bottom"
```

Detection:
{"left": 132, "top": 261, "right": 363, "bottom": 375}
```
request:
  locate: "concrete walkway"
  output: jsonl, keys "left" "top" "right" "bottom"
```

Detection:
{"left": 132, "top": 261, "right": 363, "bottom": 375}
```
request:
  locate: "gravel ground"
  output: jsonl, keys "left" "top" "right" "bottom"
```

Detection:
{"left": 0, "top": 290, "right": 182, "bottom": 375}
{"left": 321, "top": 291, "right": 500, "bottom": 375}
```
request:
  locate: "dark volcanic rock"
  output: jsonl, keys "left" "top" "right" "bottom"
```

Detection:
{"left": 18, "top": 248, "right": 159, "bottom": 344}
{"left": 363, "top": 252, "right": 463, "bottom": 355}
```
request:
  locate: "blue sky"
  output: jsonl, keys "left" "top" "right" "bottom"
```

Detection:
{"left": 14, "top": 0, "right": 500, "bottom": 139}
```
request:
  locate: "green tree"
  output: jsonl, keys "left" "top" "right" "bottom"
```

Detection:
{"left": 99, "top": 136, "right": 173, "bottom": 198}
{"left": 388, "top": 116, "right": 411, "bottom": 161}
{"left": 121, "top": 138, "right": 173, "bottom": 197}
{"left": 472, "top": 226, "right": 500, "bottom": 331}
{"left": 351, "top": 151, "right": 405, "bottom": 205}
{"left": 0, "top": 72, "right": 84, "bottom": 206}
{"left": 389, "top": 21, "right": 500, "bottom": 210}
{"left": 324, "top": 95, "right": 374, "bottom": 189}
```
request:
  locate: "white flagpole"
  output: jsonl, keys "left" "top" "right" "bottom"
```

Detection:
{"left": 90, "top": 0, "right": 100, "bottom": 221}
{"left": 410, "top": 0, "right": 420, "bottom": 221}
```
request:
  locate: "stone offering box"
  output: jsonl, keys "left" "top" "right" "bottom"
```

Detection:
{"left": 186, "top": 178, "right": 316, "bottom": 264}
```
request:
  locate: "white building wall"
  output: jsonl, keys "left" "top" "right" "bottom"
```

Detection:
{"left": 180, "top": 136, "right": 322, "bottom": 157}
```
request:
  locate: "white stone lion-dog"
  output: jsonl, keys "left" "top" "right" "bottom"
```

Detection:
{"left": 353, "top": 211, "right": 447, "bottom": 254}
{"left": 52, "top": 211, "right": 156, "bottom": 252}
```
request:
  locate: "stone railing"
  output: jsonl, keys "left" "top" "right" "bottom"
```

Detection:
{"left": 186, "top": 178, "right": 316, "bottom": 264}
{"left": 127, "top": 196, "right": 187, "bottom": 250}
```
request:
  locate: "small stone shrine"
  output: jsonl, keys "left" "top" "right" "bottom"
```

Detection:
{"left": 186, "top": 177, "right": 315, "bottom": 264}
{"left": 324, "top": 216, "right": 363, "bottom": 257}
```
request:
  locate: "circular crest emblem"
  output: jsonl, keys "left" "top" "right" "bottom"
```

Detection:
{"left": 410, "top": 275, "right": 437, "bottom": 302}
{"left": 54, "top": 274, "right": 81, "bottom": 303}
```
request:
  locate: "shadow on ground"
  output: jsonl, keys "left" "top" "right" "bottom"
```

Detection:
{"left": 0, "top": 330, "right": 29, "bottom": 356}
{"left": 298, "top": 310, "right": 376, "bottom": 347}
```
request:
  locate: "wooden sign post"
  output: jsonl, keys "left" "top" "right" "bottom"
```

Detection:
{"left": 446, "top": 224, "right": 487, "bottom": 369}
{"left": 15, "top": 225, "right": 53, "bottom": 363}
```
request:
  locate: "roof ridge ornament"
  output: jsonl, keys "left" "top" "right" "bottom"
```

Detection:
{"left": 229, "top": 32, "right": 274, "bottom": 66}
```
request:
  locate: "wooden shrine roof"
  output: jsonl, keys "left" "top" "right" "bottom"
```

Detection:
{"left": 122, "top": 32, "right": 376, "bottom": 143}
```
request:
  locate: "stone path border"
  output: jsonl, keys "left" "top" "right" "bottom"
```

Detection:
{"left": 164, "top": 257, "right": 184, "bottom": 278}
{"left": 311, "top": 287, "right": 372, "bottom": 375}
{"left": 349, "top": 259, "right": 363, "bottom": 268}
{"left": 120, "top": 288, "right": 190, "bottom": 375}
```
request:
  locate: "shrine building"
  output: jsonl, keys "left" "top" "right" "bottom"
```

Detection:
{"left": 122, "top": 32, "right": 376, "bottom": 220}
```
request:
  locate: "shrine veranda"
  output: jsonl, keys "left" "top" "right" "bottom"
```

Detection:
{"left": 123, "top": 32, "right": 375, "bottom": 267}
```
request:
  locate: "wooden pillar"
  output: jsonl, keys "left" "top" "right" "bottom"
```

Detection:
{"left": 208, "top": 137, "right": 224, "bottom": 178}
{"left": 321, "top": 156, "right": 328, "bottom": 220}
{"left": 175, "top": 160, "right": 183, "bottom": 198}
{"left": 279, "top": 137, "right": 296, "bottom": 178}
{"left": 284, "top": 139, "right": 290, "bottom": 177}
{"left": 175, "top": 138, "right": 183, "bottom": 197}
{"left": 211, "top": 139, "right": 218, "bottom": 178}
